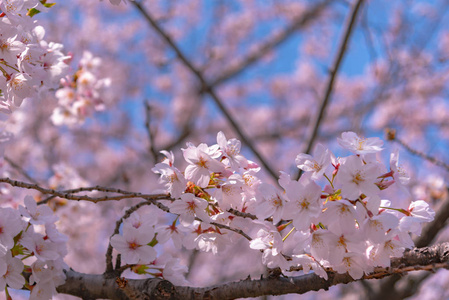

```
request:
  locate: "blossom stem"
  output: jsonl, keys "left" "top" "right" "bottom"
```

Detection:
{"left": 323, "top": 173, "right": 334, "bottom": 188}
{"left": 282, "top": 226, "right": 296, "bottom": 242}
{"left": 357, "top": 199, "right": 373, "bottom": 218}
{"left": 380, "top": 206, "right": 410, "bottom": 216}
{"left": 5, "top": 286, "right": 11, "bottom": 300}
{"left": 0, "top": 60, "right": 20, "bottom": 73}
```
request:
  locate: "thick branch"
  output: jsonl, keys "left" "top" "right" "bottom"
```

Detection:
{"left": 57, "top": 243, "right": 449, "bottom": 300}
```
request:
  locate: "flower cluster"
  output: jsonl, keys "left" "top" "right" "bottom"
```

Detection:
{"left": 110, "top": 210, "right": 189, "bottom": 285}
{"left": 51, "top": 51, "right": 111, "bottom": 126}
{"left": 148, "top": 131, "right": 434, "bottom": 280}
{"left": 0, "top": 0, "right": 69, "bottom": 120}
{"left": 0, "top": 195, "right": 67, "bottom": 299}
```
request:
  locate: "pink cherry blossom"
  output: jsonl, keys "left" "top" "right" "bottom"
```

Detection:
{"left": 168, "top": 193, "right": 210, "bottom": 226}
{"left": 337, "top": 155, "right": 381, "bottom": 200}
{"left": 0, "top": 253, "right": 24, "bottom": 290}
{"left": 295, "top": 143, "right": 331, "bottom": 180}
{"left": 182, "top": 143, "right": 225, "bottom": 188}
{"left": 337, "top": 131, "right": 384, "bottom": 155}
{"left": 110, "top": 226, "right": 157, "bottom": 265}
{"left": 217, "top": 131, "right": 248, "bottom": 170}
{"left": 254, "top": 183, "right": 286, "bottom": 224}
{"left": 283, "top": 177, "right": 322, "bottom": 231}
{"left": 19, "top": 195, "right": 58, "bottom": 225}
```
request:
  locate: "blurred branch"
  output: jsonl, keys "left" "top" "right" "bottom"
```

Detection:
{"left": 144, "top": 100, "right": 160, "bottom": 163}
{"left": 415, "top": 189, "right": 449, "bottom": 248}
{"left": 4, "top": 155, "right": 39, "bottom": 184}
{"left": 296, "top": 0, "right": 365, "bottom": 180}
{"left": 160, "top": 126, "right": 191, "bottom": 151}
{"left": 209, "top": 0, "right": 332, "bottom": 87}
{"left": 133, "top": 1, "right": 279, "bottom": 182}
{"left": 386, "top": 129, "right": 449, "bottom": 172}
{"left": 58, "top": 242, "right": 449, "bottom": 299}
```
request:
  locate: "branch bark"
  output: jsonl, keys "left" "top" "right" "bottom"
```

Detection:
{"left": 0, "top": 177, "right": 170, "bottom": 203}
{"left": 57, "top": 242, "right": 449, "bottom": 300}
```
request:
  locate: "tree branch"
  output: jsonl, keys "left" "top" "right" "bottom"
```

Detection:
{"left": 0, "top": 177, "right": 170, "bottom": 203}
{"left": 209, "top": 0, "right": 332, "bottom": 87}
{"left": 296, "top": 0, "right": 364, "bottom": 180}
{"left": 132, "top": 1, "right": 279, "bottom": 182}
{"left": 144, "top": 100, "right": 160, "bottom": 163}
{"left": 4, "top": 155, "right": 39, "bottom": 184}
{"left": 57, "top": 242, "right": 449, "bottom": 299}
{"left": 386, "top": 128, "right": 449, "bottom": 173}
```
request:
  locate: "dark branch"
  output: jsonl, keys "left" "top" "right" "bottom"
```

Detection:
{"left": 0, "top": 177, "right": 170, "bottom": 203}
{"left": 58, "top": 243, "right": 449, "bottom": 300}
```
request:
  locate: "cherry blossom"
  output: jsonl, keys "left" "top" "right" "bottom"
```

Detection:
{"left": 217, "top": 131, "right": 248, "bottom": 170}
{"left": 0, "top": 207, "right": 23, "bottom": 252}
{"left": 0, "top": 253, "right": 24, "bottom": 291}
{"left": 162, "top": 258, "right": 189, "bottom": 285}
{"left": 390, "top": 149, "right": 410, "bottom": 186}
{"left": 168, "top": 193, "right": 210, "bottom": 226}
{"left": 283, "top": 176, "right": 322, "bottom": 231}
{"left": 249, "top": 225, "right": 289, "bottom": 269}
{"left": 110, "top": 225, "right": 157, "bottom": 265}
{"left": 182, "top": 143, "right": 225, "bottom": 188}
{"left": 19, "top": 195, "right": 58, "bottom": 225}
{"left": 295, "top": 143, "right": 331, "bottom": 180}
{"left": 337, "top": 155, "right": 381, "bottom": 199}
{"left": 254, "top": 183, "right": 286, "bottom": 224}
{"left": 337, "top": 131, "right": 384, "bottom": 155}
{"left": 152, "top": 151, "right": 187, "bottom": 198}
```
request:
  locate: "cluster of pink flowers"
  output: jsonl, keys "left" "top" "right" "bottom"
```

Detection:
{"left": 0, "top": 196, "right": 67, "bottom": 299}
{"left": 146, "top": 131, "right": 434, "bottom": 281}
{"left": 51, "top": 51, "right": 111, "bottom": 126}
{"left": 0, "top": 0, "right": 69, "bottom": 120}
{"left": 110, "top": 210, "right": 189, "bottom": 285}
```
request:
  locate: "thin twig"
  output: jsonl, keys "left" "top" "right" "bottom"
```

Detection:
{"left": 296, "top": 0, "right": 365, "bottom": 180}
{"left": 210, "top": 221, "right": 252, "bottom": 241}
{"left": 132, "top": 1, "right": 279, "bottom": 182}
{"left": 228, "top": 208, "right": 257, "bottom": 220}
{"left": 0, "top": 177, "right": 170, "bottom": 203}
{"left": 386, "top": 129, "right": 449, "bottom": 173}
